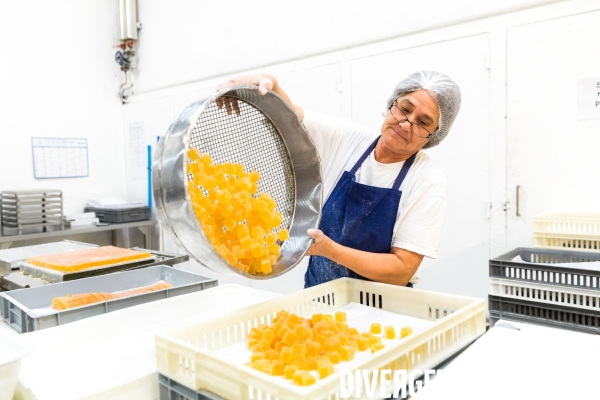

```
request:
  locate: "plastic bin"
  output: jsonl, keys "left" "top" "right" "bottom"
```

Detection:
{"left": 0, "top": 329, "right": 35, "bottom": 400}
{"left": 155, "top": 278, "right": 485, "bottom": 400}
{"left": 159, "top": 374, "right": 224, "bottom": 400}
{"left": 84, "top": 206, "right": 150, "bottom": 223}
{"left": 488, "top": 277, "right": 600, "bottom": 334}
{"left": 533, "top": 211, "right": 600, "bottom": 253}
{"left": 0, "top": 265, "right": 217, "bottom": 333}
{"left": 488, "top": 294, "right": 600, "bottom": 334}
{"left": 489, "top": 247, "right": 600, "bottom": 291}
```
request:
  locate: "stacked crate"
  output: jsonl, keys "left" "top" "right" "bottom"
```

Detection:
{"left": 0, "top": 190, "right": 64, "bottom": 234}
{"left": 533, "top": 211, "right": 600, "bottom": 253}
{"left": 489, "top": 247, "right": 600, "bottom": 334}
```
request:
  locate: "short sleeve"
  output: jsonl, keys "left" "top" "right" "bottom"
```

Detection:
{"left": 392, "top": 194, "right": 447, "bottom": 258}
{"left": 392, "top": 163, "right": 448, "bottom": 259}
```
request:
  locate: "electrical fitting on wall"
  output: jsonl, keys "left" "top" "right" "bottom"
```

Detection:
{"left": 115, "top": 0, "right": 140, "bottom": 102}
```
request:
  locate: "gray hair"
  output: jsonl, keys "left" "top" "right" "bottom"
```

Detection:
{"left": 386, "top": 70, "right": 461, "bottom": 149}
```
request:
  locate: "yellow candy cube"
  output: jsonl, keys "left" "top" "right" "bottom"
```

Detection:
{"left": 249, "top": 170, "right": 260, "bottom": 183}
{"left": 218, "top": 203, "right": 233, "bottom": 218}
{"left": 251, "top": 226, "right": 266, "bottom": 239}
{"left": 370, "top": 323, "right": 382, "bottom": 334}
{"left": 370, "top": 342, "right": 385, "bottom": 353}
{"left": 240, "top": 236, "right": 253, "bottom": 249}
{"left": 250, "top": 242, "right": 266, "bottom": 257}
{"left": 216, "top": 189, "right": 232, "bottom": 204}
{"left": 326, "top": 351, "right": 341, "bottom": 364}
{"left": 340, "top": 345, "right": 355, "bottom": 361}
{"left": 357, "top": 336, "right": 369, "bottom": 351}
{"left": 318, "top": 361, "right": 334, "bottom": 379}
{"left": 260, "top": 258, "right": 272, "bottom": 274}
{"left": 400, "top": 326, "right": 413, "bottom": 338}
{"left": 237, "top": 177, "right": 252, "bottom": 191}
{"left": 223, "top": 217, "right": 236, "bottom": 230}
{"left": 384, "top": 326, "right": 395, "bottom": 339}
{"left": 284, "top": 365, "right": 297, "bottom": 380}
{"left": 188, "top": 148, "right": 201, "bottom": 161}
{"left": 278, "top": 229, "right": 290, "bottom": 241}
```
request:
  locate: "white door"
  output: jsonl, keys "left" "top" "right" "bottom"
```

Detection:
{"left": 351, "top": 34, "right": 491, "bottom": 299}
{"left": 506, "top": 11, "right": 600, "bottom": 250}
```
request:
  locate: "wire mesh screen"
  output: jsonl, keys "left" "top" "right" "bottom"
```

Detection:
{"left": 188, "top": 99, "right": 295, "bottom": 231}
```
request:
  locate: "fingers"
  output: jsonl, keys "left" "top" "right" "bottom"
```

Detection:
{"left": 217, "top": 75, "right": 273, "bottom": 95}
{"left": 216, "top": 97, "right": 241, "bottom": 116}
{"left": 232, "top": 99, "right": 240, "bottom": 116}
{"left": 307, "top": 229, "right": 324, "bottom": 243}
{"left": 257, "top": 77, "right": 274, "bottom": 95}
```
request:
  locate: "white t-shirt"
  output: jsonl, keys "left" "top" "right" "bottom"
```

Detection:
{"left": 302, "top": 110, "right": 448, "bottom": 284}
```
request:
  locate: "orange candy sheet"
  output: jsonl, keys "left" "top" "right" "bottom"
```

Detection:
{"left": 27, "top": 246, "right": 152, "bottom": 272}
{"left": 51, "top": 280, "right": 172, "bottom": 310}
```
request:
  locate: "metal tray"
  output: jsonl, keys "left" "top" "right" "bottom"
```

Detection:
{"left": 0, "top": 240, "right": 97, "bottom": 275}
{"left": 20, "top": 256, "right": 157, "bottom": 283}
{"left": 0, "top": 265, "right": 217, "bottom": 333}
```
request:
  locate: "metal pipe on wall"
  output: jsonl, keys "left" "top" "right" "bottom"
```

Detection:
{"left": 115, "top": 0, "right": 139, "bottom": 102}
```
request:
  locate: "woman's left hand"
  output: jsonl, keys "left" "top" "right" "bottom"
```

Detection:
{"left": 306, "top": 229, "right": 335, "bottom": 257}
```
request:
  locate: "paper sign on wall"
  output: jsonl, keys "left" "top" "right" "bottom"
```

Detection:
{"left": 578, "top": 76, "right": 600, "bottom": 120}
{"left": 32, "top": 137, "right": 89, "bottom": 179}
{"left": 129, "top": 122, "right": 146, "bottom": 180}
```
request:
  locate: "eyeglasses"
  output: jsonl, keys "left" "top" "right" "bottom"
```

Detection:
{"left": 389, "top": 103, "right": 435, "bottom": 139}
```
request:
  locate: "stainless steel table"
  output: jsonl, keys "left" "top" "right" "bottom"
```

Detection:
{"left": 0, "top": 220, "right": 158, "bottom": 250}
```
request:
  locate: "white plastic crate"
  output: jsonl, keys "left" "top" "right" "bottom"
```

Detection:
{"left": 0, "top": 329, "right": 35, "bottom": 400}
{"left": 155, "top": 278, "right": 486, "bottom": 400}
{"left": 488, "top": 277, "right": 600, "bottom": 334}
{"left": 489, "top": 277, "right": 600, "bottom": 312}
{"left": 533, "top": 211, "right": 600, "bottom": 253}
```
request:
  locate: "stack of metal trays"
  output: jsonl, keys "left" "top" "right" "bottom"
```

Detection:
{"left": 1, "top": 189, "right": 64, "bottom": 234}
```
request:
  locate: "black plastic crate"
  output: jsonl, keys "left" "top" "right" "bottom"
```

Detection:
{"left": 489, "top": 294, "right": 600, "bottom": 335}
{"left": 84, "top": 206, "right": 150, "bottom": 223}
{"left": 489, "top": 247, "right": 600, "bottom": 291}
{"left": 159, "top": 374, "right": 223, "bottom": 400}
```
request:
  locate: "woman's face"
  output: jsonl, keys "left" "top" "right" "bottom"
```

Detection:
{"left": 379, "top": 89, "right": 440, "bottom": 159}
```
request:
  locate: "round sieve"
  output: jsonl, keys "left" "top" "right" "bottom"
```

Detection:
{"left": 153, "top": 85, "right": 322, "bottom": 279}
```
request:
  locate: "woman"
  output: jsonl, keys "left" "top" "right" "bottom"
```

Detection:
{"left": 217, "top": 71, "right": 461, "bottom": 288}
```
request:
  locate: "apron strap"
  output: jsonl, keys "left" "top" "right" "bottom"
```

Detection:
{"left": 391, "top": 152, "right": 417, "bottom": 190}
{"left": 348, "top": 137, "right": 380, "bottom": 175}
{"left": 348, "top": 136, "right": 418, "bottom": 191}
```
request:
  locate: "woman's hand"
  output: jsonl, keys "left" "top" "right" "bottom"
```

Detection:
{"left": 217, "top": 74, "right": 275, "bottom": 95}
{"left": 215, "top": 73, "right": 304, "bottom": 120}
{"left": 305, "top": 228, "right": 424, "bottom": 286}
{"left": 215, "top": 74, "right": 276, "bottom": 116}
{"left": 306, "top": 228, "right": 336, "bottom": 257}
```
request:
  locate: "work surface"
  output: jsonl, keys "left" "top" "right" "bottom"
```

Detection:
{"left": 4, "top": 285, "right": 600, "bottom": 399}
{"left": 416, "top": 319, "right": 600, "bottom": 399}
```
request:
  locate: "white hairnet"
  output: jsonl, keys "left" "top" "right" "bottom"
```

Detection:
{"left": 386, "top": 70, "right": 461, "bottom": 149}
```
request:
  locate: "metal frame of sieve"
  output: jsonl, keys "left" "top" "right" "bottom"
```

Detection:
{"left": 153, "top": 85, "right": 322, "bottom": 279}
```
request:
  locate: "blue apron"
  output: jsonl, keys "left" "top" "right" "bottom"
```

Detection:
{"left": 304, "top": 136, "right": 416, "bottom": 288}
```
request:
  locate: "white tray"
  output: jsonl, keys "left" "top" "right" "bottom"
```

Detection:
{"left": 155, "top": 278, "right": 486, "bottom": 400}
